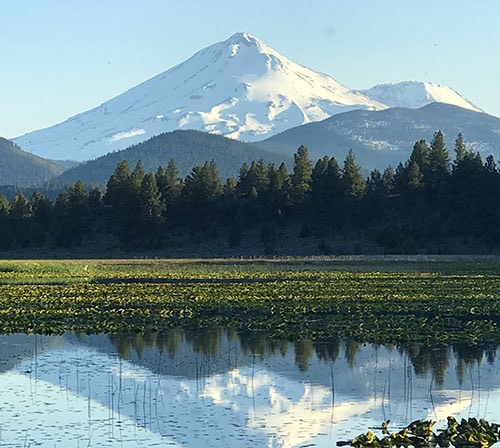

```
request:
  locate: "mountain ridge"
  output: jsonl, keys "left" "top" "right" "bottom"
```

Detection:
{"left": 0, "top": 137, "right": 66, "bottom": 186}
{"left": 359, "top": 81, "right": 482, "bottom": 112}
{"left": 255, "top": 103, "right": 500, "bottom": 170}
{"left": 13, "top": 32, "right": 480, "bottom": 163}
{"left": 55, "top": 129, "right": 294, "bottom": 186}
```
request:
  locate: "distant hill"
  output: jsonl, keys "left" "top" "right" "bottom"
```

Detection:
{"left": 255, "top": 103, "right": 500, "bottom": 170}
{"left": 0, "top": 137, "right": 66, "bottom": 186}
{"left": 56, "top": 129, "right": 293, "bottom": 185}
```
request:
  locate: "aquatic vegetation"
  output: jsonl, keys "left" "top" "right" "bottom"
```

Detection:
{"left": 0, "top": 259, "right": 499, "bottom": 345}
{"left": 337, "top": 417, "right": 500, "bottom": 448}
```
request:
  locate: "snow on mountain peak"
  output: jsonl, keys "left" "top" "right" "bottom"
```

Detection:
{"left": 227, "top": 32, "right": 260, "bottom": 45}
{"left": 360, "top": 81, "right": 483, "bottom": 113}
{"left": 14, "top": 32, "right": 385, "bottom": 161}
{"left": 13, "top": 33, "right": 482, "bottom": 162}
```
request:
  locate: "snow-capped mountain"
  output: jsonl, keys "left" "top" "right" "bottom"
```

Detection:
{"left": 359, "top": 81, "right": 482, "bottom": 112}
{"left": 14, "top": 33, "right": 484, "bottom": 163}
{"left": 14, "top": 32, "right": 386, "bottom": 161}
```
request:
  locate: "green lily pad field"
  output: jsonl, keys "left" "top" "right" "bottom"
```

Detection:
{"left": 1, "top": 256, "right": 500, "bottom": 345}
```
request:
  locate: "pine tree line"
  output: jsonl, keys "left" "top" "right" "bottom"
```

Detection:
{"left": 0, "top": 131, "right": 499, "bottom": 254}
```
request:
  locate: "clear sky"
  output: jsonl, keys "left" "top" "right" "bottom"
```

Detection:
{"left": 2, "top": 0, "right": 499, "bottom": 139}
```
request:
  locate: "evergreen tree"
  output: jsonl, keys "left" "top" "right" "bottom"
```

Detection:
{"left": 68, "top": 180, "right": 89, "bottom": 212}
{"left": 183, "top": 160, "right": 223, "bottom": 203}
{"left": 156, "top": 159, "right": 183, "bottom": 204}
{"left": 310, "top": 155, "right": 342, "bottom": 230}
{"left": 341, "top": 149, "right": 365, "bottom": 198}
{"left": 30, "top": 190, "right": 53, "bottom": 228}
{"left": 407, "top": 160, "right": 424, "bottom": 189}
{"left": 139, "top": 172, "right": 164, "bottom": 222}
{"left": 137, "top": 172, "right": 165, "bottom": 245}
{"left": 182, "top": 160, "right": 223, "bottom": 230}
{"left": 485, "top": 155, "right": 497, "bottom": 174}
{"left": 290, "top": 145, "right": 313, "bottom": 205}
{"left": 7, "top": 194, "right": 33, "bottom": 248}
{"left": 0, "top": 194, "right": 9, "bottom": 218}
{"left": 453, "top": 132, "right": 468, "bottom": 168}
{"left": 268, "top": 162, "right": 290, "bottom": 216}
{"left": 393, "top": 162, "right": 407, "bottom": 195}
{"left": 104, "top": 160, "right": 142, "bottom": 244}
{"left": 9, "top": 193, "right": 31, "bottom": 219}
{"left": 237, "top": 158, "right": 270, "bottom": 198}
{"left": 381, "top": 166, "right": 396, "bottom": 195}
{"left": 131, "top": 161, "right": 146, "bottom": 188}
{"left": 428, "top": 130, "right": 450, "bottom": 183}
{"left": 268, "top": 162, "right": 290, "bottom": 196}
{"left": 409, "top": 139, "right": 430, "bottom": 177}
{"left": 0, "top": 193, "right": 13, "bottom": 249}
{"left": 366, "top": 168, "right": 382, "bottom": 194}
{"left": 88, "top": 187, "right": 103, "bottom": 209}
{"left": 52, "top": 181, "right": 90, "bottom": 246}
{"left": 223, "top": 177, "right": 238, "bottom": 199}
{"left": 105, "top": 160, "right": 133, "bottom": 209}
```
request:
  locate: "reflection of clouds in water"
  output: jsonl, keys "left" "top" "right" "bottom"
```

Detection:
{"left": 253, "top": 386, "right": 376, "bottom": 448}
{"left": 3, "top": 337, "right": 500, "bottom": 447}
{"left": 200, "top": 365, "right": 378, "bottom": 448}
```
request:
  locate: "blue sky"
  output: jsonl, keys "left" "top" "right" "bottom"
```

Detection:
{"left": 2, "top": 0, "right": 499, "bottom": 138}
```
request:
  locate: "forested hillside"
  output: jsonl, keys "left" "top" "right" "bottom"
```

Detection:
{"left": 56, "top": 130, "right": 293, "bottom": 186}
{"left": 0, "top": 138, "right": 66, "bottom": 186}
{"left": 0, "top": 131, "right": 499, "bottom": 256}
{"left": 255, "top": 103, "right": 500, "bottom": 170}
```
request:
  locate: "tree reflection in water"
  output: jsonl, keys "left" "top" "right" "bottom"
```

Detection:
{"left": 107, "top": 326, "right": 500, "bottom": 382}
{"left": 2, "top": 330, "right": 500, "bottom": 447}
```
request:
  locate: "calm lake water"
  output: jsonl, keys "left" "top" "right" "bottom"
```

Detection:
{"left": 0, "top": 328, "right": 499, "bottom": 447}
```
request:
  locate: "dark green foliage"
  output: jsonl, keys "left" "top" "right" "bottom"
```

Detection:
{"left": 255, "top": 103, "right": 500, "bottom": 172}
{"left": 183, "top": 160, "right": 223, "bottom": 203}
{"left": 310, "top": 155, "right": 342, "bottom": 229}
{"left": 2, "top": 131, "right": 500, "bottom": 255}
{"left": 290, "top": 145, "right": 313, "bottom": 205}
{"left": 56, "top": 130, "right": 293, "bottom": 186}
{"left": 341, "top": 149, "right": 366, "bottom": 198}
{"left": 156, "top": 159, "right": 183, "bottom": 205}
{"left": 181, "top": 160, "right": 224, "bottom": 232}
{"left": 9, "top": 193, "right": 31, "bottom": 219}
{"left": 0, "top": 137, "right": 65, "bottom": 186}
{"left": 428, "top": 130, "right": 450, "bottom": 185}
{"left": 410, "top": 139, "right": 431, "bottom": 176}
{"left": 407, "top": 160, "right": 424, "bottom": 189}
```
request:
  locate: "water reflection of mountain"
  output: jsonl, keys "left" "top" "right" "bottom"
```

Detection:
{"left": 4, "top": 331, "right": 500, "bottom": 447}
{"left": 69, "top": 328, "right": 499, "bottom": 391}
{"left": 0, "top": 333, "right": 64, "bottom": 373}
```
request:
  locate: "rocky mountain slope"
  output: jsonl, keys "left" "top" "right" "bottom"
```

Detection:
{"left": 256, "top": 103, "right": 500, "bottom": 170}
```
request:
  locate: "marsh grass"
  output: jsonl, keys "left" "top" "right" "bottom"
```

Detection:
{"left": 0, "top": 260, "right": 96, "bottom": 284}
{"left": 1, "top": 256, "right": 500, "bottom": 345}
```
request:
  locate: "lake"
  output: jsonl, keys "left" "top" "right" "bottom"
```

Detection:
{"left": 0, "top": 328, "right": 498, "bottom": 447}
